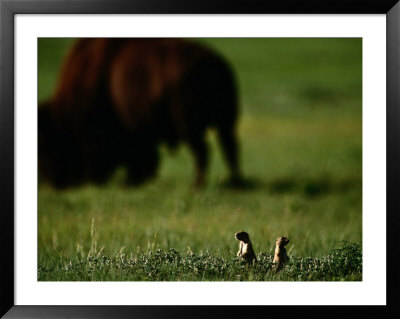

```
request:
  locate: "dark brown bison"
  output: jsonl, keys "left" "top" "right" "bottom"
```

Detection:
{"left": 39, "top": 38, "right": 244, "bottom": 188}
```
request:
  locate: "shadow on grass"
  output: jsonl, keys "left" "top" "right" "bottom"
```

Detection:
{"left": 219, "top": 176, "right": 262, "bottom": 191}
{"left": 218, "top": 174, "right": 361, "bottom": 197}
{"left": 268, "top": 175, "right": 361, "bottom": 197}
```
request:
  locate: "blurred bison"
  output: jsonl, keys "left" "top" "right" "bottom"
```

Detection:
{"left": 39, "top": 38, "right": 243, "bottom": 188}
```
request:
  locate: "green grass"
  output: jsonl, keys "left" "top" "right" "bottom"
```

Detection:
{"left": 38, "top": 38, "right": 362, "bottom": 281}
{"left": 38, "top": 241, "right": 362, "bottom": 281}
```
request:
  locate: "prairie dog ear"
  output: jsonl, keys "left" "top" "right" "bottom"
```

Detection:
{"left": 282, "top": 237, "right": 289, "bottom": 246}
{"left": 276, "top": 236, "right": 289, "bottom": 246}
{"left": 235, "top": 231, "right": 250, "bottom": 241}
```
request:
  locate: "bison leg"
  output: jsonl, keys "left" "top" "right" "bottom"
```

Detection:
{"left": 188, "top": 135, "right": 208, "bottom": 188}
{"left": 217, "top": 123, "right": 246, "bottom": 188}
{"left": 125, "top": 144, "right": 159, "bottom": 186}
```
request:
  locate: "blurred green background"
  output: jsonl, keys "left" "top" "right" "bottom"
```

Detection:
{"left": 38, "top": 38, "right": 362, "bottom": 272}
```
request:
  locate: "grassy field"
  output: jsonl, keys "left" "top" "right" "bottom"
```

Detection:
{"left": 38, "top": 38, "right": 362, "bottom": 281}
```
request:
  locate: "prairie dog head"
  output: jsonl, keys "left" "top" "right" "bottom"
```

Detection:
{"left": 235, "top": 231, "right": 250, "bottom": 243}
{"left": 276, "top": 236, "right": 289, "bottom": 247}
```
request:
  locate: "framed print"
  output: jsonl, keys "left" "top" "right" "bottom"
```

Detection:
{"left": 1, "top": 0, "right": 399, "bottom": 318}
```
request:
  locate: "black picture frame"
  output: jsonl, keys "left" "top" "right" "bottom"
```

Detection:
{"left": 1, "top": 0, "right": 399, "bottom": 318}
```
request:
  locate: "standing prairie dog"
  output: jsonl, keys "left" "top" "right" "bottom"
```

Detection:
{"left": 235, "top": 231, "right": 257, "bottom": 263}
{"left": 272, "top": 236, "right": 290, "bottom": 271}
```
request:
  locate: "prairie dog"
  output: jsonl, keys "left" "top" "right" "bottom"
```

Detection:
{"left": 272, "top": 236, "right": 289, "bottom": 271}
{"left": 235, "top": 231, "right": 257, "bottom": 263}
